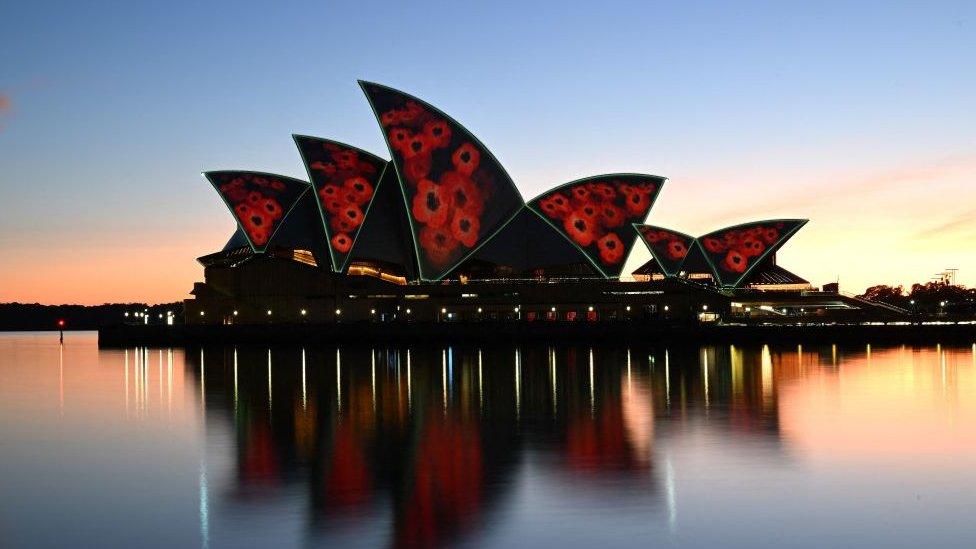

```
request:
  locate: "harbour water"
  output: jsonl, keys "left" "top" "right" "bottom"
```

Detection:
{"left": 2, "top": 332, "right": 976, "bottom": 548}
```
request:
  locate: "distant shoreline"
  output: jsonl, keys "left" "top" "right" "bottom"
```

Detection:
{"left": 0, "top": 302, "right": 182, "bottom": 331}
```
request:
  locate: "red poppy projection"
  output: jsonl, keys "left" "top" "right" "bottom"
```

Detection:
{"left": 204, "top": 171, "right": 309, "bottom": 252}
{"left": 697, "top": 219, "right": 807, "bottom": 286}
{"left": 634, "top": 225, "right": 695, "bottom": 277}
{"left": 360, "top": 81, "right": 523, "bottom": 281}
{"left": 294, "top": 136, "right": 387, "bottom": 271}
{"left": 529, "top": 175, "right": 664, "bottom": 277}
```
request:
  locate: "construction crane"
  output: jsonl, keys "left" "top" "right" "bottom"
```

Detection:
{"left": 933, "top": 268, "right": 959, "bottom": 286}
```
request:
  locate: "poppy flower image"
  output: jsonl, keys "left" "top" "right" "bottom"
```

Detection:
{"left": 388, "top": 128, "right": 411, "bottom": 153}
{"left": 260, "top": 198, "right": 283, "bottom": 220}
{"left": 244, "top": 208, "right": 270, "bottom": 237}
{"left": 403, "top": 153, "right": 432, "bottom": 186}
{"left": 310, "top": 161, "right": 337, "bottom": 177}
{"left": 319, "top": 184, "right": 341, "bottom": 202}
{"left": 577, "top": 202, "right": 600, "bottom": 222}
{"left": 747, "top": 227, "right": 763, "bottom": 238}
{"left": 269, "top": 179, "right": 285, "bottom": 191}
{"left": 450, "top": 210, "right": 480, "bottom": 248}
{"left": 343, "top": 176, "right": 373, "bottom": 206}
{"left": 666, "top": 239, "right": 688, "bottom": 260}
{"left": 403, "top": 134, "right": 431, "bottom": 159}
{"left": 331, "top": 204, "right": 364, "bottom": 234}
{"left": 234, "top": 202, "right": 252, "bottom": 221}
{"left": 563, "top": 211, "right": 597, "bottom": 247}
{"left": 252, "top": 176, "right": 269, "bottom": 188}
{"left": 590, "top": 183, "right": 616, "bottom": 202}
{"left": 412, "top": 179, "right": 451, "bottom": 228}
{"left": 335, "top": 188, "right": 356, "bottom": 206}
{"left": 356, "top": 160, "right": 378, "bottom": 174}
{"left": 334, "top": 149, "right": 359, "bottom": 171}
{"left": 723, "top": 249, "right": 747, "bottom": 273}
{"left": 597, "top": 232, "right": 625, "bottom": 264}
{"left": 635, "top": 181, "right": 656, "bottom": 194}
{"left": 250, "top": 226, "right": 269, "bottom": 246}
{"left": 340, "top": 203, "right": 364, "bottom": 228}
{"left": 419, "top": 225, "right": 458, "bottom": 267}
{"left": 599, "top": 204, "right": 624, "bottom": 228}
{"left": 623, "top": 190, "right": 651, "bottom": 216}
{"left": 331, "top": 233, "right": 352, "bottom": 254}
{"left": 702, "top": 237, "right": 726, "bottom": 253}
{"left": 323, "top": 198, "right": 345, "bottom": 215}
{"left": 380, "top": 109, "right": 400, "bottom": 126}
{"left": 570, "top": 185, "right": 590, "bottom": 205}
{"left": 640, "top": 228, "right": 663, "bottom": 243}
{"left": 539, "top": 193, "right": 572, "bottom": 219}
{"left": 740, "top": 237, "right": 765, "bottom": 258}
{"left": 423, "top": 119, "right": 452, "bottom": 148}
{"left": 441, "top": 171, "right": 483, "bottom": 216}
{"left": 398, "top": 101, "right": 425, "bottom": 126}
{"left": 762, "top": 227, "right": 779, "bottom": 244}
{"left": 451, "top": 143, "right": 480, "bottom": 176}
{"left": 247, "top": 191, "right": 263, "bottom": 205}
{"left": 225, "top": 186, "right": 248, "bottom": 203}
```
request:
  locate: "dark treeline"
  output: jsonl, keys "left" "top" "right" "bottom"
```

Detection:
{"left": 0, "top": 302, "right": 183, "bottom": 331}
{"left": 858, "top": 281, "right": 976, "bottom": 314}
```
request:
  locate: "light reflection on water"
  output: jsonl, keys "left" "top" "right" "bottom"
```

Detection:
{"left": 2, "top": 332, "right": 976, "bottom": 548}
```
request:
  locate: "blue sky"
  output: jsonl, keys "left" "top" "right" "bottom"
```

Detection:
{"left": 2, "top": 1, "right": 975, "bottom": 303}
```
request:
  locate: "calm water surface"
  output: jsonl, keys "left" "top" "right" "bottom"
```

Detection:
{"left": 2, "top": 332, "right": 976, "bottom": 548}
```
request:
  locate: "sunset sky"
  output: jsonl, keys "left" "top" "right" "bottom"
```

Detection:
{"left": 2, "top": 1, "right": 974, "bottom": 304}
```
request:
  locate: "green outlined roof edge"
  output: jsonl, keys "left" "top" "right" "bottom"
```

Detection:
{"left": 698, "top": 218, "right": 809, "bottom": 288}
{"left": 632, "top": 223, "right": 695, "bottom": 278}
{"left": 202, "top": 170, "right": 311, "bottom": 255}
{"left": 291, "top": 134, "right": 389, "bottom": 272}
{"left": 357, "top": 79, "right": 525, "bottom": 282}
{"left": 525, "top": 173, "right": 668, "bottom": 279}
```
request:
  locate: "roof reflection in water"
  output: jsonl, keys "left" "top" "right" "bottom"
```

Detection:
{"left": 186, "top": 343, "right": 814, "bottom": 547}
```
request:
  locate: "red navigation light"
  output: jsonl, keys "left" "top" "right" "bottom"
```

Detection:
{"left": 57, "top": 319, "right": 65, "bottom": 327}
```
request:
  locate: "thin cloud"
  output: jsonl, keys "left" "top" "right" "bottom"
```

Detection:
{"left": 711, "top": 153, "right": 976, "bottom": 224}
{"left": 914, "top": 207, "right": 976, "bottom": 240}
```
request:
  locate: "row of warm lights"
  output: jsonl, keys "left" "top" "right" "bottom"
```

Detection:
{"left": 125, "top": 310, "right": 173, "bottom": 318}
{"left": 194, "top": 303, "right": 672, "bottom": 318}
{"left": 198, "top": 308, "right": 339, "bottom": 316}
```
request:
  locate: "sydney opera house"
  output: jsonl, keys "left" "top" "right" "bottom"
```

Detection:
{"left": 186, "top": 81, "right": 867, "bottom": 325}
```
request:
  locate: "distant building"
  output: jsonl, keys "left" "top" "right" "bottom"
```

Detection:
{"left": 185, "top": 81, "right": 895, "bottom": 325}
